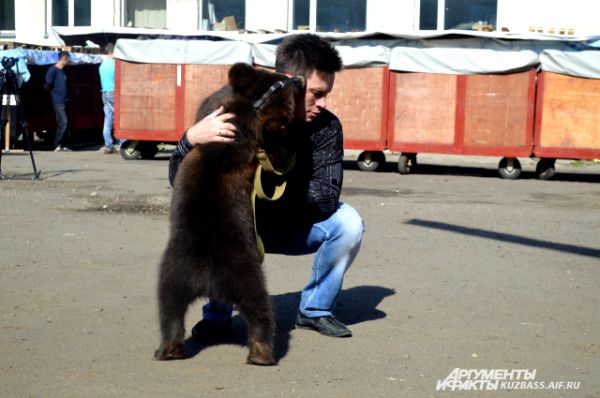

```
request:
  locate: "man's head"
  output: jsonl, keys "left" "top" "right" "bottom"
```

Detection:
{"left": 57, "top": 51, "right": 71, "bottom": 68}
{"left": 275, "top": 34, "right": 342, "bottom": 123}
{"left": 104, "top": 43, "right": 115, "bottom": 56}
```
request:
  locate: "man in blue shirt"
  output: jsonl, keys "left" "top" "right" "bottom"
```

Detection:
{"left": 44, "top": 51, "right": 71, "bottom": 151}
{"left": 99, "top": 43, "right": 118, "bottom": 154}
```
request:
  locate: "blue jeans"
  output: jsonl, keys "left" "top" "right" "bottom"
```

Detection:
{"left": 53, "top": 103, "right": 68, "bottom": 147}
{"left": 202, "top": 202, "right": 364, "bottom": 321}
{"left": 102, "top": 91, "right": 122, "bottom": 148}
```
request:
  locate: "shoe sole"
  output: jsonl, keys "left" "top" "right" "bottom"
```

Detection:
{"left": 293, "top": 323, "right": 352, "bottom": 338}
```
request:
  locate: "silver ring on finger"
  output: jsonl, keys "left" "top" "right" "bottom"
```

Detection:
{"left": 218, "top": 128, "right": 223, "bottom": 136}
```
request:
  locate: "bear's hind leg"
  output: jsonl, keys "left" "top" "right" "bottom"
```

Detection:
{"left": 154, "top": 262, "right": 195, "bottom": 360}
{"left": 237, "top": 287, "right": 276, "bottom": 366}
{"left": 155, "top": 296, "right": 189, "bottom": 360}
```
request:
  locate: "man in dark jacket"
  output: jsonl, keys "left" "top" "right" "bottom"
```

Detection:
{"left": 44, "top": 51, "right": 71, "bottom": 151}
{"left": 168, "top": 34, "right": 364, "bottom": 338}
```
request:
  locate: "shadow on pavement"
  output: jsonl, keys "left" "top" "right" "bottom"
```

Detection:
{"left": 181, "top": 285, "right": 395, "bottom": 363}
{"left": 406, "top": 218, "right": 600, "bottom": 259}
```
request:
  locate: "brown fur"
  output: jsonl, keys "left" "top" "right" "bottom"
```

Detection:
{"left": 154, "top": 63, "right": 303, "bottom": 365}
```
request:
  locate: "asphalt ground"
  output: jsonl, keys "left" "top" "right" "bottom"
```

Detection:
{"left": 1, "top": 148, "right": 599, "bottom": 397}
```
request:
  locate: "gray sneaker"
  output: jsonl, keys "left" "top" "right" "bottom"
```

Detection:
{"left": 294, "top": 312, "right": 352, "bottom": 337}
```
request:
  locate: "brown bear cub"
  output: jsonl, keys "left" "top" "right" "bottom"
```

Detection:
{"left": 154, "top": 63, "right": 304, "bottom": 366}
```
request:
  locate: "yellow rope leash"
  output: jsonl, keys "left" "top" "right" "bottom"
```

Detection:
{"left": 251, "top": 149, "right": 296, "bottom": 259}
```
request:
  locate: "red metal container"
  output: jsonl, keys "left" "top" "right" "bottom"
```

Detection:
{"left": 532, "top": 71, "right": 600, "bottom": 178}
{"left": 114, "top": 60, "right": 230, "bottom": 158}
{"left": 388, "top": 69, "right": 536, "bottom": 178}
{"left": 326, "top": 66, "right": 390, "bottom": 171}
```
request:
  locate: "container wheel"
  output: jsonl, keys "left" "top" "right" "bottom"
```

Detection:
{"left": 498, "top": 157, "right": 522, "bottom": 179}
{"left": 120, "top": 140, "right": 141, "bottom": 160}
{"left": 357, "top": 151, "right": 385, "bottom": 172}
{"left": 535, "top": 158, "right": 556, "bottom": 180}
{"left": 398, "top": 153, "right": 417, "bottom": 174}
{"left": 140, "top": 142, "right": 159, "bottom": 159}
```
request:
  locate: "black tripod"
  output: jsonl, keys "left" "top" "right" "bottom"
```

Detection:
{"left": 0, "top": 56, "right": 41, "bottom": 180}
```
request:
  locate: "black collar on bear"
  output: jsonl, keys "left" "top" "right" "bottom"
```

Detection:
{"left": 253, "top": 77, "right": 302, "bottom": 110}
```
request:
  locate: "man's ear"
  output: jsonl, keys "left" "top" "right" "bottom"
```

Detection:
{"left": 293, "top": 75, "right": 306, "bottom": 96}
{"left": 228, "top": 63, "right": 257, "bottom": 92}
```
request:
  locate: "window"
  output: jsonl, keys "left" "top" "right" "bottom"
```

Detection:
{"left": 293, "top": 0, "right": 309, "bottom": 30}
{"left": 52, "top": 0, "right": 91, "bottom": 26}
{"left": 291, "top": 0, "right": 366, "bottom": 32}
{"left": 445, "top": 0, "right": 496, "bottom": 30}
{"left": 316, "top": 0, "right": 366, "bottom": 32}
{"left": 74, "top": 0, "right": 91, "bottom": 26}
{"left": 202, "top": 0, "right": 245, "bottom": 31}
{"left": 53, "top": 0, "right": 68, "bottom": 26}
{"left": 0, "top": 0, "right": 15, "bottom": 33}
{"left": 419, "top": 0, "right": 437, "bottom": 30}
{"left": 125, "top": 0, "right": 167, "bottom": 28}
{"left": 419, "top": 0, "right": 497, "bottom": 31}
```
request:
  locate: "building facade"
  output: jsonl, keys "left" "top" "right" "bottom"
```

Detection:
{"left": 1, "top": 0, "right": 598, "bottom": 46}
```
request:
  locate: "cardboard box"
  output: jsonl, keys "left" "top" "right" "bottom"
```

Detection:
{"left": 223, "top": 16, "right": 237, "bottom": 31}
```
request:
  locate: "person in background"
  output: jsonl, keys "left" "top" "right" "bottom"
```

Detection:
{"left": 99, "top": 43, "right": 120, "bottom": 154}
{"left": 44, "top": 51, "right": 71, "bottom": 151}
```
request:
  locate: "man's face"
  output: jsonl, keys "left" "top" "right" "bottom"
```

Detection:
{"left": 301, "top": 70, "right": 335, "bottom": 123}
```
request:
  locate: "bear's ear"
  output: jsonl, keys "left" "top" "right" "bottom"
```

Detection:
{"left": 228, "top": 63, "right": 257, "bottom": 92}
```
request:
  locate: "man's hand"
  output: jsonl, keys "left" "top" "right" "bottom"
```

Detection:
{"left": 186, "top": 106, "right": 237, "bottom": 145}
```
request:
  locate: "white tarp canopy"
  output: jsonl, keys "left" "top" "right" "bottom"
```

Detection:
{"left": 110, "top": 33, "right": 600, "bottom": 78}
{"left": 114, "top": 39, "right": 253, "bottom": 65}
{"left": 389, "top": 46, "right": 538, "bottom": 74}
{"left": 250, "top": 44, "right": 276, "bottom": 67}
{"left": 539, "top": 50, "right": 600, "bottom": 79}
{"left": 387, "top": 37, "right": 591, "bottom": 74}
{"left": 252, "top": 43, "right": 391, "bottom": 68}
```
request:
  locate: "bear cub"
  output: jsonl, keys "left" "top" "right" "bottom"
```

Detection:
{"left": 154, "top": 63, "right": 304, "bottom": 365}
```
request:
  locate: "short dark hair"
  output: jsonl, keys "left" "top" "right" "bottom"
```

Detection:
{"left": 104, "top": 43, "right": 115, "bottom": 55}
{"left": 58, "top": 50, "right": 70, "bottom": 60}
{"left": 275, "top": 33, "right": 342, "bottom": 77}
